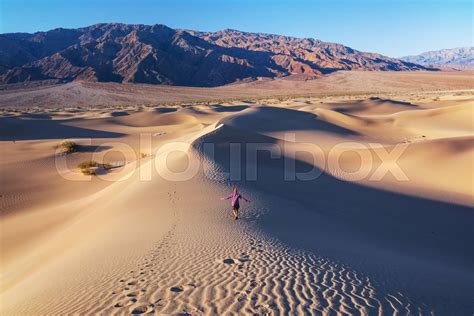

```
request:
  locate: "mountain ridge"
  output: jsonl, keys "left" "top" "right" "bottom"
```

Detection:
{"left": 400, "top": 47, "right": 474, "bottom": 69}
{"left": 0, "top": 22, "right": 433, "bottom": 86}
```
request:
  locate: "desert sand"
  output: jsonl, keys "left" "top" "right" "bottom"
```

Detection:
{"left": 0, "top": 73, "right": 473, "bottom": 315}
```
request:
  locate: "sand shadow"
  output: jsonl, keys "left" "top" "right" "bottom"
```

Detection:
{"left": 19, "top": 113, "right": 54, "bottom": 119}
{"left": 154, "top": 108, "right": 178, "bottom": 113}
{"left": 0, "top": 116, "right": 125, "bottom": 141}
{"left": 76, "top": 145, "right": 113, "bottom": 153}
{"left": 212, "top": 105, "right": 249, "bottom": 113}
{"left": 110, "top": 111, "right": 129, "bottom": 117}
{"left": 196, "top": 124, "right": 473, "bottom": 269}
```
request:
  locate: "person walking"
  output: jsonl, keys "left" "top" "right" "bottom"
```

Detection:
{"left": 222, "top": 187, "right": 249, "bottom": 220}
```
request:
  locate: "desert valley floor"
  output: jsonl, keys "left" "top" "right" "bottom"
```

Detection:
{"left": 0, "top": 71, "right": 473, "bottom": 315}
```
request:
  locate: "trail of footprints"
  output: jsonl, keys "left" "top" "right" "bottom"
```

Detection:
{"left": 107, "top": 189, "right": 181, "bottom": 315}
{"left": 103, "top": 189, "right": 419, "bottom": 315}
{"left": 110, "top": 227, "right": 176, "bottom": 314}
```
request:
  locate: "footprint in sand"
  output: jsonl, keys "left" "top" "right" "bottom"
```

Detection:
{"left": 126, "top": 291, "right": 140, "bottom": 298}
{"left": 113, "top": 297, "right": 137, "bottom": 308}
{"left": 236, "top": 292, "right": 247, "bottom": 302}
{"left": 130, "top": 303, "right": 155, "bottom": 314}
{"left": 170, "top": 286, "right": 183, "bottom": 293}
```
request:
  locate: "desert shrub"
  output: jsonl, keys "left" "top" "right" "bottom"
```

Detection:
{"left": 77, "top": 160, "right": 99, "bottom": 169}
{"left": 77, "top": 160, "right": 111, "bottom": 175}
{"left": 58, "top": 140, "right": 78, "bottom": 154}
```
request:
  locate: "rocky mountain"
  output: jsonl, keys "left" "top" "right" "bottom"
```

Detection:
{"left": 0, "top": 23, "right": 431, "bottom": 86}
{"left": 400, "top": 47, "right": 474, "bottom": 68}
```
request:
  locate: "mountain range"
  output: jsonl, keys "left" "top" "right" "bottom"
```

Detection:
{"left": 400, "top": 47, "right": 474, "bottom": 69}
{"left": 0, "top": 23, "right": 433, "bottom": 86}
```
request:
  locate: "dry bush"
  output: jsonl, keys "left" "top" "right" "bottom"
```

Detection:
{"left": 77, "top": 160, "right": 112, "bottom": 175}
{"left": 58, "top": 140, "right": 78, "bottom": 154}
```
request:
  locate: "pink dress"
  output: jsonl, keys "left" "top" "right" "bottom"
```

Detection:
{"left": 223, "top": 192, "right": 248, "bottom": 209}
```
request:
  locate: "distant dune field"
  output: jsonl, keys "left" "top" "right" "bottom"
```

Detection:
{"left": 1, "top": 72, "right": 473, "bottom": 314}
{"left": 0, "top": 70, "right": 473, "bottom": 109}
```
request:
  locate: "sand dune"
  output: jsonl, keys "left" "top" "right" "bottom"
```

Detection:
{"left": 318, "top": 97, "right": 420, "bottom": 116}
{"left": 0, "top": 90, "right": 473, "bottom": 314}
{"left": 393, "top": 103, "right": 474, "bottom": 137}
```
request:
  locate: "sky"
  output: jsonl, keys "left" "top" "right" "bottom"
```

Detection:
{"left": 0, "top": 0, "right": 472, "bottom": 57}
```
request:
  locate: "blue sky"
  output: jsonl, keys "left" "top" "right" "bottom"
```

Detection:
{"left": 0, "top": 0, "right": 472, "bottom": 57}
